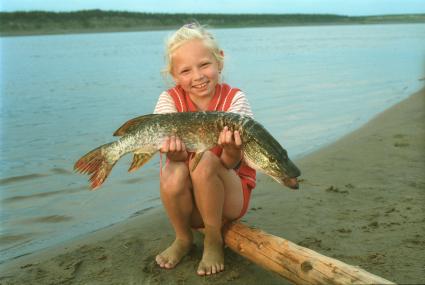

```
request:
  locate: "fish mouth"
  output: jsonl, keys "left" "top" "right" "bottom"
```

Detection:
{"left": 283, "top": 177, "right": 299, "bottom": 190}
{"left": 281, "top": 159, "right": 301, "bottom": 189}
{"left": 271, "top": 175, "right": 299, "bottom": 190}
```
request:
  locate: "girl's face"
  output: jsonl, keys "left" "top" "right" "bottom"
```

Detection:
{"left": 171, "top": 39, "right": 222, "bottom": 99}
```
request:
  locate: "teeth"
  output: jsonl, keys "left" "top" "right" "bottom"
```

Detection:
{"left": 194, "top": 83, "right": 207, "bottom": 88}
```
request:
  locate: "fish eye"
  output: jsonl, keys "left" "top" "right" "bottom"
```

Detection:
{"left": 269, "top": 157, "right": 277, "bottom": 163}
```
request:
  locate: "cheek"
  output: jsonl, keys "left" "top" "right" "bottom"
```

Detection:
{"left": 179, "top": 77, "right": 191, "bottom": 87}
{"left": 175, "top": 76, "right": 192, "bottom": 91}
{"left": 173, "top": 74, "right": 187, "bottom": 85}
{"left": 206, "top": 68, "right": 220, "bottom": 81}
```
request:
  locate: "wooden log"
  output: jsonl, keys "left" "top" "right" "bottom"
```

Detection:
{"left": 216, "top": 222, "right": 395, "bottom": 284}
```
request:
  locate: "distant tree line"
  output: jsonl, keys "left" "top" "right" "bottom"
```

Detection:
{"left": 1, "top": 10, "right": 424, "bottom": 36}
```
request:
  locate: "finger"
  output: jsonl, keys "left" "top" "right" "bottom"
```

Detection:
{"left": 175, "top": 137, "right": 182, "bottom": 152}
{"left": 161, "top": 137, "right": 170, "bottom": 152}
{"left": 169, "top": 136, "right": 176, "bottom": 152}
{"left": 225, "top": 129, "right": 233, "bottom": 144}
{"left": 234, "top": 131, "right": 242, "bottom": 146}
{"left": 221, "top": 126, "right": 228, "bottom": 139}
{"left": 181, "top": 141, "right": 186, "bottom": 152}
{"left": 218, "top": 129, "right": 225, "bottom": 145}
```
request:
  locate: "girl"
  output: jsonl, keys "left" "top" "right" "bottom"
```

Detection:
{"left": 153, "top": 23, "right": 256, "bottom": 276}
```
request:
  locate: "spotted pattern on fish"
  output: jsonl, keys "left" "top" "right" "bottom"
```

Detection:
{"left": 74, "top": 112, "right": 300, "bottom": 190}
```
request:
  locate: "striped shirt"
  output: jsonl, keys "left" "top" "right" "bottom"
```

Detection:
{"left": 153, "top": 90, "right": 254, "bottom": 118}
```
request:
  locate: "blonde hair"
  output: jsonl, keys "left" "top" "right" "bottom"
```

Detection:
{"left": 163, "top": 22, "right": 224, "bottom": 76}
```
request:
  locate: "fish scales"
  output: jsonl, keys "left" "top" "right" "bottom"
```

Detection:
{"left": 74, "top": 112, "right": 301, "bottom": 190}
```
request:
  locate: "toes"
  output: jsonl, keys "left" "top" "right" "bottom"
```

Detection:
{"left": 197, "top": 262, "right": 206, "bottom": 276}
{"left": 213, "top": 263, "right": 224, "bottom": 274}
{"left": 197, "top": 262, "right": 224, "bottom": 275}
{"left": 206, "top": 267, "right": 212, "bottom": 275}
{"left": 165, "top": 261, "right": 175, "bottom": 269}
{"left": 156, "top": 255, "right": 176, "bottom": 269}
{"left": 155, "top": 255, "right": 164, "bottom": 267}
{"left": 197, "top": 259, "right": 225, "bottom": 275}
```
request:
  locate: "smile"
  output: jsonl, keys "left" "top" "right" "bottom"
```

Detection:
{"left": 193, "top": 82, "right": 208, "bottom": 89}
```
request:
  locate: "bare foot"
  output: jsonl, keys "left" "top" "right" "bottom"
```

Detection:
{"left": 156, "top": 239, "right": 192, "bottom": 269}
{"left": 197, "top": 230, "right": 224, "bottom": 275}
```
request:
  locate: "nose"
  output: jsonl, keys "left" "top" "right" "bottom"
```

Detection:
{"left": 193, "top": 68, "right": 204, "bottom": 81}
{"left": 283, "top": 177, "right": 299, "bottom": 190}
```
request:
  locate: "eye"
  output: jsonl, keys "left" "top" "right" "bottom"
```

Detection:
{"left": 180, "top": 69, "right": 190, "bottom": 75}
{"left": 200, "top": 62, "right": 211, "bottom": 68}
{"left": 269, "top": 157, "right": 277, "bottom": 163}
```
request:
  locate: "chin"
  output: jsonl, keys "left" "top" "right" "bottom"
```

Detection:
{"left": 193, "top": 88, "right": 213, "bottom": 97}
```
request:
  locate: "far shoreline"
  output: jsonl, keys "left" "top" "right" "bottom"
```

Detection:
{"left": 1, "top": 21, "right": 424, "bottom": 38}
{"left": 1, "top": 10, "right": 424, "bottom": 37}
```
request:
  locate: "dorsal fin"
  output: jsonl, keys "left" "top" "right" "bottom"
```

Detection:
{"left": 113, "top": 114, "right": 160, "bottom": 136}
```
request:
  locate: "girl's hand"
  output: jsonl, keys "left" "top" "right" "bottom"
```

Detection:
{"left": 160, "top": 136, "right": 188, "bottom": 162}
{"left": 218, "top": 126, "right": 242, "bottom": 168}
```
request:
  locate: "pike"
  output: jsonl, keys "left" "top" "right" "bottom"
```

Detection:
{"left": 74, "top": 112, "right": 301, "bottom": 190}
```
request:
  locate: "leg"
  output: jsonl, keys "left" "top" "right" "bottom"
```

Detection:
{"left": 155, "top": 161, "right": 194, "bottom": 269}
{"left": 190, "top": 151, "right": 244, "bottom": 275}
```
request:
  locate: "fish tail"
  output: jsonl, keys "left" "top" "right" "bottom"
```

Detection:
{"left": 74, "top": 143, "right": 117, "bottom": 190}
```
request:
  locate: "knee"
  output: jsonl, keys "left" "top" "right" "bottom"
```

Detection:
{"left": 191, "top": 151, "right": 222, "bottom": 182}
{"left": 160, "top": 162, "right": 190, "bottom": 196}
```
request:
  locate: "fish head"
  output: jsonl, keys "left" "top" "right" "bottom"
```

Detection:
{"left": 243, "top": 129, "right": 301, "bottom": 190}
{"left": 264, "top": 149, "right": 301, "bottom": 190}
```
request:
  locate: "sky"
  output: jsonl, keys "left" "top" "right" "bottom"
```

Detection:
{"left": 0, "top": 0, "right": 424, "bottom": 16}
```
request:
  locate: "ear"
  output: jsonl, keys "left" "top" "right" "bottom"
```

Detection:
{"left": 219, "top": 50, "right": 224, "bottom": 72}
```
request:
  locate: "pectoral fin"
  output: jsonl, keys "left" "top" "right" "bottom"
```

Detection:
{"left": 190, "top": 152, "right": 205, "bottom": 172}
{"left": 128, "top": 152, "right": 155, "bottom": 172}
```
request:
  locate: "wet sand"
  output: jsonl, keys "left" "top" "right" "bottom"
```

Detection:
{"left": 1, "top": 89, "right": 424, "bottom": 284}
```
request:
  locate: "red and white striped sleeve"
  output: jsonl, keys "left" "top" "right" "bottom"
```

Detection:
{"left": 227, "top": 91, "right": 254, "bottom": 118}
{"left": 153, "top": 91, "right": 177, "bottom": 114}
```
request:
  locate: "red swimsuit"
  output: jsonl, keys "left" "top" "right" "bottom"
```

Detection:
{"left": 166, "top": 83, "right": 256, "bottom": 219}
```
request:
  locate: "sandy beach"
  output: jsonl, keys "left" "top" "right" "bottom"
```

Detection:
{"left": 1, "top": 88, "right": 424, "bottom": 284}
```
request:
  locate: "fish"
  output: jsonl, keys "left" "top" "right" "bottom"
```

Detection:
{"left": 74, "top": 111, "right": 301, "bottom": 190}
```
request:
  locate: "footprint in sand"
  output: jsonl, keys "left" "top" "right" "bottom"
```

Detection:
{"left": 393, "top": 134, "right": 410, "bottom": 147}
{"left": 17, "top": 215, "right": 73, "bottom": 225}
{"left": 325, "top": 185, "right": 349, "bottom": 194}
{"left": 336, "top": 228, "right": 352, "bottom": 234}
{"left": 362, "top": 221, "right": 379, "bottom": 232}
